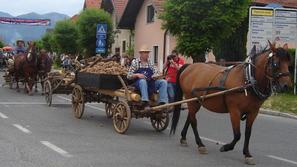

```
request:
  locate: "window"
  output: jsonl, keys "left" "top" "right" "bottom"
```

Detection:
{"left": 122, "top": 41, "right": 126, "bottom": 53}
{"left": 153, "top": 46, "right": 158, "bottom": 64}
{"left": 115, "top": 47, "right": 120, "bottom": 54}
{"left": 147, "top": 5, "right": 155, "bottom": 23}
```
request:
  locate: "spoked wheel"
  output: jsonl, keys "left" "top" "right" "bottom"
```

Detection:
{"left": 105, "top": 103, "right": 115, "bottom": 118}
{"left": 112, "top": 101, "right": 131, "bottom": 134}
{"left": 151, "top": 111, "right": 169, "bottom": 132}
{"left": 44, "top": 80, "right": 52, "bottom": 106}
{"left": 71, "top": 85, "right": 85, "bottom": 119}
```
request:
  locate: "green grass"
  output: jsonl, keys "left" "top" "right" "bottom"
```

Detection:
{"left": 262, "top": 93, "right": 297, "bottom": 115}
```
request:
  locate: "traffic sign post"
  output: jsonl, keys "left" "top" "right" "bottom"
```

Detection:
{"left": 248, "top": 7, "right": 297, "bottom": 94}
{"left": 96, "top": 23, "right": 107, "bottom": 54}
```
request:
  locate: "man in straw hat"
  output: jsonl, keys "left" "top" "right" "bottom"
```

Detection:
{"left": 127, "top": 45, "right": 168, "bottom": 110}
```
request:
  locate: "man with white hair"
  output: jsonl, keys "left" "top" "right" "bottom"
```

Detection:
{"left": 127, "top": 45, "right": 168, "bottom": 110}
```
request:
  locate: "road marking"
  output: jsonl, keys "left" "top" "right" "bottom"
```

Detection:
{"left": 267, "top": 155, "right": 297, "bottom": 165}
{"left": 41, "top": 141, "right": 73, "bottom": 158}
{"left": 3, "top": 104, "right": 10, "bottom": 108}
{"left": 57, "top": 96, "right": 105, "bottom": 112}
{"left": 0, "top": 112, "right": 8, "bottom": 119}
{"left": 200, "top": 136, "right": 226, "bottom": 145}
{"left": 13, "top": 124, "right": 31, "bottom": 134}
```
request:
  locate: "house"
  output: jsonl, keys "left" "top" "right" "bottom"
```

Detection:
{"left": 252, "top": 0, "right": 297, "bottom": 8}
{"left": 101, "top": 0, "right": 131, "bottom": 56}
{"left": 83, "top": 0, "right": 102, "bottom": 9}
{"left": 118, "top": 0, "right": 178, "bottom": 70}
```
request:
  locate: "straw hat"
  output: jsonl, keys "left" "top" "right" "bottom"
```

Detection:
{"left": 139, "top": 45, "right": 151, "bottom": 52}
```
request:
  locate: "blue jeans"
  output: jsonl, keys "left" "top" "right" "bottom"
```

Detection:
{"left": 167, "top": 82, "right": 176, "bottom": 103}
{"left": 137, "top": 79, "right": 168, "bottom": 103}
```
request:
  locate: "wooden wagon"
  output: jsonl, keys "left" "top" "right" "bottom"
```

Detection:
{"left": 44, "top": 71, "right": 75, "bottom": 106}
{"left": 71, "top": 71, "right": 170, "bottom": 134}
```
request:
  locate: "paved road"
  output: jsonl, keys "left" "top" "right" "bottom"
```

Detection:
{"left": 0, "top": 73, "right": 297, "bottom": 167}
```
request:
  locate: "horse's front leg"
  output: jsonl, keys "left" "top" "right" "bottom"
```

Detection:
{"left": 15, "top": 76, "right": 20, "bottom": 92}
{"left": 35, "top": 76, "right": 38, "bottom": 93}
{"left": 243, "top": 111, "right": 258, "bottom": 165}
{"left": 220, "top": 108, "right": 241, "bottom": 152}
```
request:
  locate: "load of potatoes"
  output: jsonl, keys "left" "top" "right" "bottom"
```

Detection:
{"left": 80, "top": 61, "right": 128, "bottom": 75}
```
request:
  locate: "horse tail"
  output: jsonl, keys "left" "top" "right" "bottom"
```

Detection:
{"left": 170, "top": 64, "right": 190, "bottom": 135}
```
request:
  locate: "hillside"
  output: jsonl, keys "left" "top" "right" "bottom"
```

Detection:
{"left": 0, "top": 12, "right": 69, "bottom": 45}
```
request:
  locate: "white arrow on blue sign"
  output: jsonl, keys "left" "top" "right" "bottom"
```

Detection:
{"left": 96, "top": 48, "right": 106, "bottom": 53}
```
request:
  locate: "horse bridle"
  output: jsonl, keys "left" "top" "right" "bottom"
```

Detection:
{"left": 265, "top": 52, "right": 290, "bottom": 80}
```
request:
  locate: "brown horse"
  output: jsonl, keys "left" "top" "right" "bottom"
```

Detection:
{"left": 170, "top": 42, "right": 292, "bottom": 165}
{"left": 14, "top": 42, "right": 38, "bottom": 95}
{"left": 36, "top": 49, "right": 52, "bottom": 94}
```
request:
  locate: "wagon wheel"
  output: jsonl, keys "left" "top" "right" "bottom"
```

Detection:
{"left": 151, "top": 111, "right": 169, "bottom": 132}
{"left": 71, "top": 85, "right": 85, "bottom": 119}
{"left": 105, "top": 103, "right": 115, "bottom": 118}
{"left": 52, "top": 78, "right": 63, "bottom": 90}
{"left": 44, "top": 80, "right": 52, "bottom": 106}
{"left": 112, "top": 101, "right": 131, "bottom": 134}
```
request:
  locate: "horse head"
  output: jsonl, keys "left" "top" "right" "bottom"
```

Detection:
{"left": 26, "top": 41, "right": 37, "bottom": 63}
{"left": 38, "top": 49, "right": 52, "bottom": 73}
{"left": 266, "top": 41, "right": 292, "bottom": 92}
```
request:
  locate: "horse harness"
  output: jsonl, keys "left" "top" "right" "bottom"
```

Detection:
{"left": 244, "top": 51, "right": 290, "bottom": 100}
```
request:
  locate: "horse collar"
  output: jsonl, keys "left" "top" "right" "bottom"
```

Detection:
{"left": 244, "top": 56, "right": 271, "bottom": 100}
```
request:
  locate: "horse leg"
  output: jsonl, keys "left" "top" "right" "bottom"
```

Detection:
{"left": 243, "top": 111, "right": 258, "bottom": 165}
{"left": 180, "top": 114, "right": 191, "bottom": 146}
{"left": 220, "top": 108, "right": 241, "bottom": 152}
{"left": 187, "top": 102, "right": 207, "bottom": 154}
{"left": 15, "top": 75, "right": 20, "bottom": 92}
{"left": 35, "top": 75, "right": 38, "bottom": 92}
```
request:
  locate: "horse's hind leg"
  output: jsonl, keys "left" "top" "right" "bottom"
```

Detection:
{"left": 187, "top": 102, "right": 207, "bottom": 154}
{"left": 220, "top": 107, "right": 241, "bottom": 152}
{"left": 180, "top": 114, "right": 191, "bottom": 146}
{"left": 243, "top": 111, "right": 258, "bottom": 165}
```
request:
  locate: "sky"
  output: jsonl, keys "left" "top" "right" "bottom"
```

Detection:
{"left": 0, "top": 0, "right": 84, "bottom": 17}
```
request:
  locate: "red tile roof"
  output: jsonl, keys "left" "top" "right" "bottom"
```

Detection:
{"left": 84, "top": 0, "right": 102, "bottom": 9}
{"left": 71, "top": 14, "right": 79, "bottom": 22}
{"left": 253, "top": 0, "right": 297, "bottom": 8}
{"left": 113, "top": 0, "right": 129, "bottom": 18}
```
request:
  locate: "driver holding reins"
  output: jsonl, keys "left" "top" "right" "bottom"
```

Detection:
{"left": 127, "top": 45, "right": 168, "bottom": 110}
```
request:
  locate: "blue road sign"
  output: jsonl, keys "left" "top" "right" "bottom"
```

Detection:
{"left": 96, "top": 39, "right": 106, "bottom": 48}
{"left": 96, "top": 48, "right": 106, "bottom": 54}
{"left": 97, "top": 24, "right": 107, "bottom": 35}
{"left": 96, "top": 34, "right": 107, "bottom": 39}
{"left": 96, "top": 23, "right": 107, "bottom": 54}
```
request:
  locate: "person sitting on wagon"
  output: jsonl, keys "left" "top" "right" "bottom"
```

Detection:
{"left": 127, "top": 45, "right": 168, "bottom": 110}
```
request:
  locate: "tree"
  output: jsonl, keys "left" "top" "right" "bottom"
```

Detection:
{"left": 76, "top": 9, "right": 113, "bottom": 58}
{"left": 53, "top": 20, "right": 78, "bottom": 55}
{"left": 41, "top": 32, "right": 55, "bottom": 52}
{"left": 0, "top": 39, "right": 4, "bottom": 48}
{"left": 160, "top": 0, "right": 251, "bottom": 62}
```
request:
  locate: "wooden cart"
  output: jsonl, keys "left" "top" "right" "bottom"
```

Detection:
{"left": 44, "top": 71, "right": 75, "bottom": 106}
{"left": 71, "top": 72, "right": 170, "bottom": 134}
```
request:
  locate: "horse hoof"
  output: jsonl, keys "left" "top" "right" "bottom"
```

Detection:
{"left": 198, "top": 146, "right": 208, "bottom": 154}
{"left": 220, "top": 145, "right": 226, "bottom": 152}
{"left": 180, "top": 139, "right": 188, "bottom": 147}
{"left": 41, "top": 93, "right": 44, "bottom": 96}
{"left": 245, "top": 157, "right": 256, "bottom": 165}
{"left": 35, "top": 89, "right": 38, "bottom": 93}
{"left": 17, "top": 89, "right": 20, "bottom": 92}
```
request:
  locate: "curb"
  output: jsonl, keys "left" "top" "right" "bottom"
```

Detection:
{"left": 260, "top": 108, "right": 297, "bottom": 120}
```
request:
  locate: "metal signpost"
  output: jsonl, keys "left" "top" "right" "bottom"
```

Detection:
{"left": 96, "top": 23, "right": 107, "bottom": 54}
{"left": 248, "top": 7, "right": 297, "bottom": 94}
